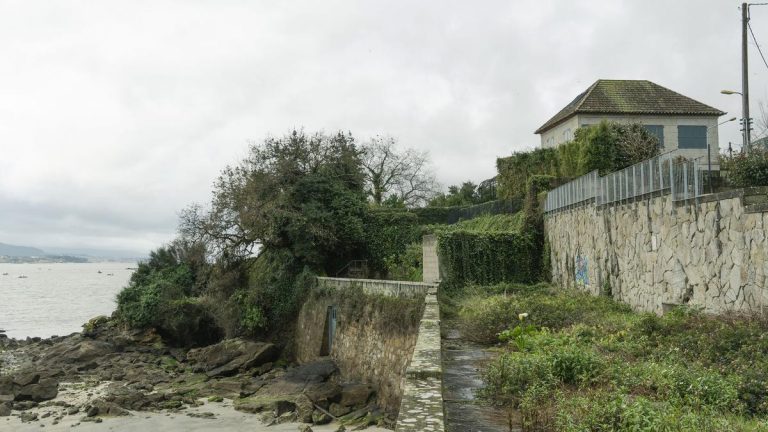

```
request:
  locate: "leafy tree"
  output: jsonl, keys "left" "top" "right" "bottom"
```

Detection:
{"left": 361, "top": 135, "right": 439, "bottom": 207}
{"left": 429, "top": 180, "right": 496, "bottom": 207}
{"left": 180, "top": 130, "right": 368, "bottom": 274}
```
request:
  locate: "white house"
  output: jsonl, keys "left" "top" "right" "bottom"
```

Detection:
{"left": 535, "top": 80, "right": 726, "bottom": 164}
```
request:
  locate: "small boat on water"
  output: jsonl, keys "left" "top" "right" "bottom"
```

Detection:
{"left": 106, "top": 273, "right": 114, "bottom": 276}
{"left": 17, "top": 275, "right": 27, "bottom": 279}
{"left": 97, "top": 270, "right": 102, "bottom": 274}
{"left": 1, "top": 272, "right": 7, "bottom": 276}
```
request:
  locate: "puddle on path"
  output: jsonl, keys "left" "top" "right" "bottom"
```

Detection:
{"left": 442, "top": 326, "right": 520, "bottom": 432}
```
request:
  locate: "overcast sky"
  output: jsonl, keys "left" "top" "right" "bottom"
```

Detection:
{"left": 1, "top": 0, "right": 765, "bottom": 253}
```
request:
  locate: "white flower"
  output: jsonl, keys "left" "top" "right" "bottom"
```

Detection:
{"left": 518, "top": 313, "right": 529, "bottom": 320}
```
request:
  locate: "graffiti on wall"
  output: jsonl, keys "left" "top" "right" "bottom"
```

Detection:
{"left": 575, "top": 255, "right": 589, "bottom": 287}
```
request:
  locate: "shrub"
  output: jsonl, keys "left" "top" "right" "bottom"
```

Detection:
{"left": 723, "top": 148, "right": 768, "bottom": 187}
{"left": 382, "top": 241, "right": 423, "bottom": 281}
{"left": 482, "top": 351, "right": 555, "bottom": 404}
{"left": 496, "top": 148, "right": 560, "bottom": 200}
{"left": 115, "top": 249, "right": 221, "bottom": 347}
{"left": 364, "top": 210, "right": 422, "bottom": 277}
{"left": 549, "top": 345, "right": 603, "bottom": 385}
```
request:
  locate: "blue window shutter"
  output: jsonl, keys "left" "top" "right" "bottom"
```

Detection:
{"left": 677, "top": 126, "right": 707, "bottom": 149}
{"left": 644, "top": 125, "right": 664, "bottom": 147}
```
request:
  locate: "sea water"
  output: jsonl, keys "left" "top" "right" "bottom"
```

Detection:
{"left": 0, "top": 262, "right": 134, "bottom": 339}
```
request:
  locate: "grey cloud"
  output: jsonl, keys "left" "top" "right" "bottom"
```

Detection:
{"left": 0, "top": 0, "right": 762, "bottom": 251}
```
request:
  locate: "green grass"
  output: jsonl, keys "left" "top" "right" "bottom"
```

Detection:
{"left": 452, "top": 283, "right": 768, "bottom": 431}
{"left": 451, "top": 213, "right": 525, "bottom": 232}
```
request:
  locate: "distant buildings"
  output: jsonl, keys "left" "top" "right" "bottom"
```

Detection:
{"left": 535, "top": 79, "right": 725, "bottom": 163}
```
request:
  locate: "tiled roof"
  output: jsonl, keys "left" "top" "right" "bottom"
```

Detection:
{"left": 535, "top": 80, "right": 726, "bottom": 134}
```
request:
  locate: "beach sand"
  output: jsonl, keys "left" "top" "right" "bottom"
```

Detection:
{"left": 3, "top": 398, "right": 389, "bottom": 431}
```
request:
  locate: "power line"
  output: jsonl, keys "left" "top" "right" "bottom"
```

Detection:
{"left": 748, "top": 21, "right": 768, "bottom": 72}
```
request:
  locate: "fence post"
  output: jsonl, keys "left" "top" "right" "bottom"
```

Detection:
{"left": 683, "top": 163, "right": 689, "bottom": 200}
{"left": 668, "top": 155, "right": 675, "bottom": 202}
{"left": 693, "top": 159, "right": 700, "bottom": 200}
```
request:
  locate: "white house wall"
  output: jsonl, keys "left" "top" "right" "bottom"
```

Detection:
{"left": 540, "top": 116, "right": 579, "bottom": 149}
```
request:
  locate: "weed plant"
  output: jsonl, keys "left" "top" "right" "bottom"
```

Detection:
{"left": 454, "top": 283, "right": 768, "bottom": 431}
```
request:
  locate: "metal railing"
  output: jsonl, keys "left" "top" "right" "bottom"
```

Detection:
{"left": 544, "top": 171, "right": 598, "bottom": 213}
{"left": 545, "top": 151, "right": 705, "bottom": 214}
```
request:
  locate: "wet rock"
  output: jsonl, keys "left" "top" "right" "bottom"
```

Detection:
{"left": 298, "top": 425, "right": 313, "bottom": 432}
{"left": 0, "top": 403, "right": 10, "bottom": 417}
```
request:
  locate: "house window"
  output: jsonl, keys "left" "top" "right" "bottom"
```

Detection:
{"left": 563, "top": 128, "right": 572, "bottom": 141}
{"left": 644, "top": 125, "right": 664, "bottom": 147}
{"left": 677, "top": 126, "right": 707, "bottom": 149}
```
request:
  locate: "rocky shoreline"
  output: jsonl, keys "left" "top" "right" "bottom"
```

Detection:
{"left": 0, "top": 318, "right": 391, "bottom": 431}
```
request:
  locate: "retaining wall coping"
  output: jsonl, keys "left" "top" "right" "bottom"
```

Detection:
{"left": 316, "top": 277, "right": 439, "bottom": 288}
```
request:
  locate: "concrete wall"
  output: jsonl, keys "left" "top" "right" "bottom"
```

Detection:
{"left": 294, "top": 277, "right": 437, "bottom": 416}
{"left": 539, "top": 114, "right": 720, "bottom": 167}
{"left": 545, "top": 188, "right": 768, "bottom": 314}
{"left": 394, "top": 288, "right": 444, "bottom": 432}
{"left": 422, "top": 235, "right": 440, "bottom": 284}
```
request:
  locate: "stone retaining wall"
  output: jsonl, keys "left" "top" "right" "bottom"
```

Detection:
{"left": 545, "top": 187, "right": 768, "bottom": 314}
{"left": 294, "top": 277, "right": 439, "bottom": 417}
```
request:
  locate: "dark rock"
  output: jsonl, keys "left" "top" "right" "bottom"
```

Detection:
{"left": 187, "top": 338, "right": 278, "bottom": 378}
{"left": 86, "top": 399, "right": 130, "bottom": 417}
{"left": 41, "top": 339, "right": 114, "bottom": 366}
{"left": 0, "top": 376, "right": 12, "bottom": 398}
{"left": 328, "top": 402, "right": 351, "bottom": 417}
{"left": 295, "top": 394, "right": 314, "bottom": 423}
{"left": 298, "top": 425, "right": 313, "bottom": 432}
{"left": 311, "top": 409, "right": 332, "bottom": 425}
{"left": 20, "top": 411, "right": 38, "bottom": 422}
{"left": 339, "top": 384, "right": 373, "bottom": 408}
{"left": 12, "top": 400, "right": 38, "bottom": 410}
{"left": 0, "top": 403, "right": 10, "bottom": 417}
{"left": 282, "top": 359, "right": 336, "bottom": 383}
{"left": 304, "top": 382, "right": 341, "bottom": 407}
{"left": 14, "top": 378, "right": 58, "bottom": 402}
{"left": 13, "top": 372, "right": 40, "bottom": 387}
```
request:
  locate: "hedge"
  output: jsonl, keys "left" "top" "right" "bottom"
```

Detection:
{"left": 413, "top": 199, "right": 522, "bottom": 225}
{"left": 437, "top": 229, "right": 539, "bottom": 290}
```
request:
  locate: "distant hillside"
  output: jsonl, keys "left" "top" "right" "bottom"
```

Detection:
{"left": 0, "top": 242, "right": 45, "bottom": 257}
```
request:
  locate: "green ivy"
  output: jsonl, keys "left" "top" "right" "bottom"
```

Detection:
{"left": 437, "top": 229, "right": 539, "bottom": 290}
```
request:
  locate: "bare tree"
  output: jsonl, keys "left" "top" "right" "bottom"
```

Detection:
{"left": 361, "top": 136, "right": 439, "bottom": 207}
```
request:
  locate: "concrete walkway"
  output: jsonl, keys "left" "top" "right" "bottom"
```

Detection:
{"left": 441, "top": 325, "right": 519, "bottom": 432}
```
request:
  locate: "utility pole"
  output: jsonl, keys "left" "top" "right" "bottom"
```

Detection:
{"left": 743, "top": 3, "right": 753, "bottom": 153}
